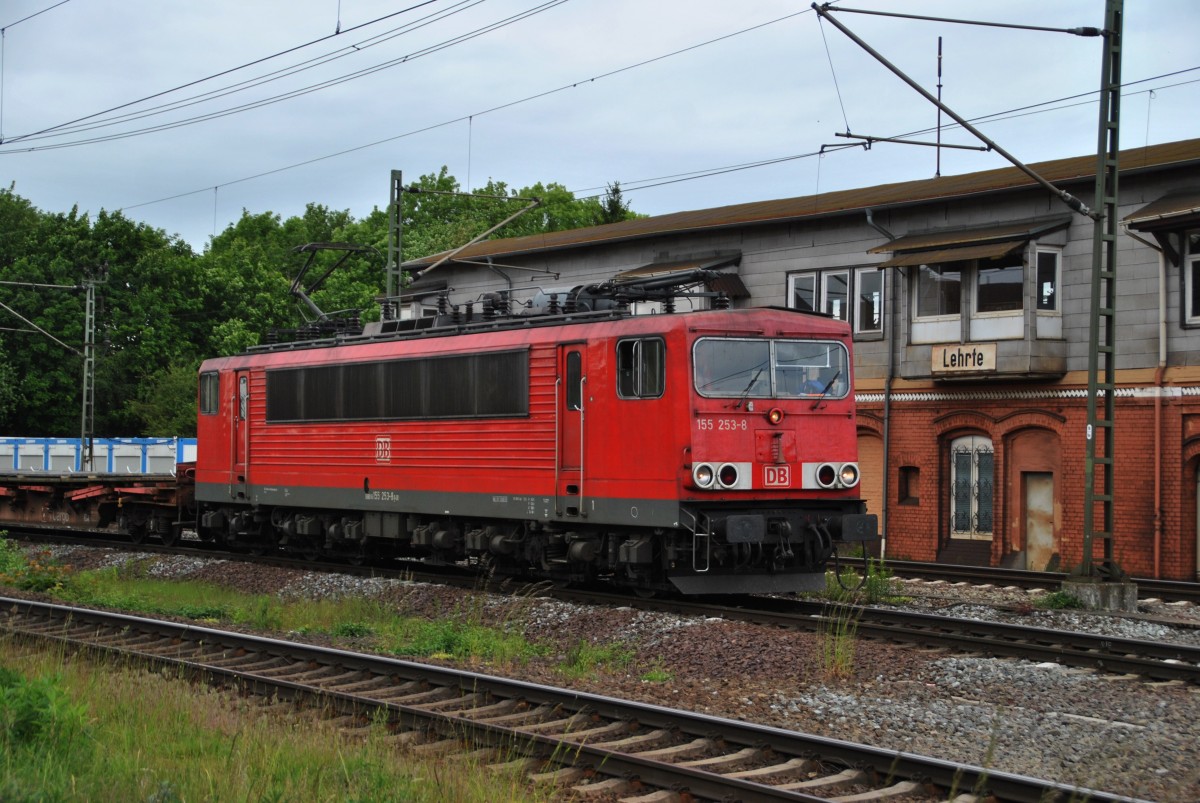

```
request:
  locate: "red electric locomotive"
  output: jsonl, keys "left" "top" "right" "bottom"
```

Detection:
{"left": 194, "top": 281, "right": 876, "bottom": 595}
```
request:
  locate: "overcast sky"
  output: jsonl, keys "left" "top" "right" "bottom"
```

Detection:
{"left": 2, "top": 0, "right": 1197, "bottom": 251}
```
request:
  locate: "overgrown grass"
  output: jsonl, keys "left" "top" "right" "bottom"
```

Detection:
{"left": 821, "top": 558, "right": 901, "bottom": 605}
{"left": 0, "top": 540, "right": 74, "bottom": 594}
{"left": 640, "top": 658, "right": 674, "bottom": 683}
{"left": 0, "top": 639, "right": 544, "bottom": 802}
{"left": 818, "top": 602, "right": 861, "bottom": 681}
{"left": 1035, "top": 590, "right": 1085, "bottom": 610}
{"left": 560, "top": 641, "right": 635, "bottom": 679}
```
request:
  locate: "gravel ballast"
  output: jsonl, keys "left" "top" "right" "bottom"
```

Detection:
{"left": 17, "top": 545, "right": 1200, "bottom": 802}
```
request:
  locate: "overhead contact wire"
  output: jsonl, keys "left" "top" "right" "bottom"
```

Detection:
{"left": 0, "top": 0, "right": 445, "bottom": 145}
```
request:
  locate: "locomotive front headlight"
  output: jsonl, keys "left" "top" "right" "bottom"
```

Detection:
{"left": 839, "top": 463, "right": 860, "bottom": 488}
{"left": 693, "top": 463, "right": 715, "bottom": 488}
{"left": 816, "top": 463, "right": 837, "bottom": 489}
{"left": 718, "top": 463, "right": 740, "bottom": 488}
{"left": 767, "top": 407, "right": 785, "bottom": 425}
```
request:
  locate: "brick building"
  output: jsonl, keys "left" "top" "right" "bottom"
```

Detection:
{"left": 400, "top": 138, "right": 1200, "bottom": 580}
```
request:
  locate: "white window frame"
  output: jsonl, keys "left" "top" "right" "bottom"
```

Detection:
{"left": 787, "top": 268, "right": 884, "bottom": 336}
{"left": 855, "top": 267, "right": 884, "bottom": 335}
{"left": 912, "top": 251, "right": 1031, "bottom": 344}
{"left": 1186, "top": 232, "right": 1200, "bottom": 326}
{"left": 788, "top": 273, "right": 817, "bottom": 314}
{"left": 911, "top": 263, "right": 962, "bottom": 344}
{"left": 1034, "top": 246, "right": 1063, "bottom": 339}
{"left": 821, "top": 269, "right": 849, "bottom": 322}
{"left": 970, "top": 250, "right": 1025, "bottom": 341}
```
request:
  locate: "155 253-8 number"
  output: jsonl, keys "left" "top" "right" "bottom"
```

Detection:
{"left": 696, "top": 418, "right": 747, "bottom": 432}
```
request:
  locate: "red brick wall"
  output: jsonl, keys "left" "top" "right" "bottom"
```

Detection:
{"left": 857, "top": 390, "right": 1200, "bottom": 580}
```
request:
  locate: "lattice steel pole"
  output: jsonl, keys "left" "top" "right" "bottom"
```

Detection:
{"left": 386, "top": 170, "right": 403, "bottom": 313}
{"left": 79, "top": 276, "right": 97, "bottom": 471}
{"left": 1082, "top": 0, "right": 1123, "bottom": 577}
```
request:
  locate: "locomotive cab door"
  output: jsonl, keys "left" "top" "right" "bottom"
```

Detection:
{"left": 231, "top": 371, "right": 250, "bottom": 499}
{"left": 556, "top": 344, "right": 586, "bottom": 517}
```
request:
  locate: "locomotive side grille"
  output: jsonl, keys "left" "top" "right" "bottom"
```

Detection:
{"left": 264, "top": 350, "right": 529, "bottom": 423}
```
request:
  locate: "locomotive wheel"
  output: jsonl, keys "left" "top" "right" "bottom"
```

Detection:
{"left": 121, "top": 515, "right": 147, "bottom": 545}
{"left": 160, "top": 523, "right": 181, "bottom": 547}
{"left": 248, "top": 541, "right": 271, "bottom": 556}
{"left": 287, "top": 539, "right": 321, "bottom": 562}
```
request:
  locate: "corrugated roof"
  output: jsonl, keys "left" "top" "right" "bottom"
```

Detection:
{"left": 405, "top": 138, "right": 1200, "bottom": 270}
{"left": 877, "top": 240, "right": 1024, "bottom": 268}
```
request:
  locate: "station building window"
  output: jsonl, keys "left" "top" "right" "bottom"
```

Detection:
{"left": 1187, "top": 232, "right": 1200, "bottom": 325}
{"left": 787, "top": 267, "right": 883, "bottom": 336}
{"left": 898, "top": 465, "right": 920, "bottom": 505}
{"left": 1035, "top": 249, "right": 1061, "bottom": 312}
{"left": 911, "top": 251, "right": 1027, "bottom": 343}
{"left": 870, "top": 216, "right": 1072, "bottom": 345}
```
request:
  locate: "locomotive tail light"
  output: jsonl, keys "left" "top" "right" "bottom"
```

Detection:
{"left": 693, "top": 463, "right": 716, "bottom": 488}
{"left": 839, "top": 463, "right": 861, "bottom": 488}
{"left": 767, "top": 407, "right": 785, "bottom": 425}
{"left": 816, "top": 463, "right": 838, "bottom": 489}
{"left": 718, "top": 463, "right": 740, "bottom": 489}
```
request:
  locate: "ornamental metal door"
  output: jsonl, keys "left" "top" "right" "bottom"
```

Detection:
{"left": 950, "top": 435, "right": 993, "bottom": 541}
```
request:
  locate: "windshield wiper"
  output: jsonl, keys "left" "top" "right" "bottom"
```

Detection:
{"left": 734, "top": 367, "right": 765, "bottom": 409}
{"left": 810, "top": 370, "right": 842, "bottom": 410}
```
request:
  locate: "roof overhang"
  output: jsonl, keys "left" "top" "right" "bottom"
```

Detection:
{"left": 1123, "top": 188, "right": 1200, "bottom": 231}
{"left": 876, "top": 240, "right": 1025, "bottom": 268}
{"left": 870, "top": 215, "right": 1071, "bottom": 267}
{"left": 1122, "top": 189, "right": 1200, "bottom": 266}
{"left": 613, "top": 253, "right": 750, "bottom": 299}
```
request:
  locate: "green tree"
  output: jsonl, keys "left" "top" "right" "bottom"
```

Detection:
{"left": 0, "top": 171, "right": 639, "bottom": 436}
{"left": 397, "top": 169, "right": 640, "bottom": 262}
{"left": 601, "top": 181, "right": 632, "bottom": 224}
{"left": 125, "top": 361, "right": 202, "bottom": 436}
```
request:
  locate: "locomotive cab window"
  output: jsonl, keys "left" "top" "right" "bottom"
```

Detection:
{"left": 616, "top": 338, "right": 665, "bottom": 399}
{"left": 199, "top": 372, "right": 219, "bottom": 415}
{"left": 694, "top": 337, "right": 849, "bottom": 399}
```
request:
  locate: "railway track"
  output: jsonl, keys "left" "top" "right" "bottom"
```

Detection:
{"left": 840, "top": 557, "right": 1200, "bottom": 605}
{"left": 9, "top": 529, "right": 1200, "bottom": 685}
{"left": 11, "top": 526, "right": 1200, "bottom": 605}
{"left": 0, "top": 596, "right": 1149, "bottom": 803}
{"left": 557, "top": 590, "right": 1200, "bottom": 685}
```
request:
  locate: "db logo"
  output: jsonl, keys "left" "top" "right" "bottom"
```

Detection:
{"left": 763, "top": 465, "right": 791, "bottom": 487}
{"left": 375, "top": 436, "right": 392, "bottom": 463}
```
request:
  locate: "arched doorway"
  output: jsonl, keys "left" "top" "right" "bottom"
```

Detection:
{"left": 856, "top": 432, "right": 884, "bottom": 558}
{"left": 938, "top": 434, "right": 993, "bottom": 566}
{"left": 1005, "top": 428, "right": 1062, "bottom": 571}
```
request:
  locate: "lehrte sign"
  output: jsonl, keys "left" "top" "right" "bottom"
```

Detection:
{"left": 932, "top": 343, "right": 996, "bottom": 374}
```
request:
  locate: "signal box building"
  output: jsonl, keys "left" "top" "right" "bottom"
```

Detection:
{"left": 401, "top": 138, "right": 1200, "bottom": 580}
